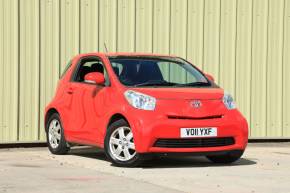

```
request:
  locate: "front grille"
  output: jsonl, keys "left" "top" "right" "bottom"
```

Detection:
{"left": 153, "top": 137, "right": 235, "bottom": 148}
{"left": 167, "top": 115, "right": 223, "bottom": 120}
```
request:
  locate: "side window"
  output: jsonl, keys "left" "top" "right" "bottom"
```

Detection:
{"left": 73, "top": 57, "right": 109, "bottom": 85}
{"left": 60, "top": 60, "right": 72, "bottom": 78}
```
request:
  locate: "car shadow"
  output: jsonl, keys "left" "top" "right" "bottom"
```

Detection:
{"left": 68, "top": 146, "right": 108, "bottom": 161}
{"left": 140, "top": 156, "right": 256, "bottom": 169}
{"left": 68, "top": 146, "right": 257, "bottom": 169}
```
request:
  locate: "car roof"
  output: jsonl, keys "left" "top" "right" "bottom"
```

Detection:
{"left": 78, "top": 52, "right": 177, "bottom": 58}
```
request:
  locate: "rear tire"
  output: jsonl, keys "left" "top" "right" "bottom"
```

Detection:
{"left": 206, "top": 150, "right": 244, "bottom": 164}
{"left": 104, "top": 119, "right": 144, "bottom": 167}
{"left": 46, "top": 113, "right": 70, "bottom": 155}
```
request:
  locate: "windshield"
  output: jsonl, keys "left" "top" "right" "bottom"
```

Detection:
{"left": 109, "top": 56, "right": 210, "bottom": 87}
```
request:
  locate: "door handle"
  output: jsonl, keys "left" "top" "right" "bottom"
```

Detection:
{"left": 67, "top": 87, "right": 74, "bottom": 94}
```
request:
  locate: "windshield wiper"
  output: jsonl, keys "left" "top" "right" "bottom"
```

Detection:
{"left": 133, "top": 80, "right": 177, "bottom": 87}
{"left": 176, "top": 81, "right": 211, "bottom": 87}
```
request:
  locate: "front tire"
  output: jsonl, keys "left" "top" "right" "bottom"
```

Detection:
{"left": 104, "top": 119, "right": 143, "bottom": 167}
{"left": 206, "top": 150, "right": 244, "bottom": 164}
{"left": 46, "top": 113, "right": 70, "bottom": 155}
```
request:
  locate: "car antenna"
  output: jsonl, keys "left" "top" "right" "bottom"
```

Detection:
{"left": 104, "top": 43, "right": 109, "bottom": 53}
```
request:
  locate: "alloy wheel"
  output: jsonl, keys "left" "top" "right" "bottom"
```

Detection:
{"left": 48, "top": 119, "right": 61, "bottom": 149}
{"left": 109, "top": 126, "right": 136, "bottom": 161}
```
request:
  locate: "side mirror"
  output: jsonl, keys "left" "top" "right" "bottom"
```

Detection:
{"left": 84, "top": 72, "right": 105, "bottom": 85}
{"left": 205, "top": 73, "right": 214, "bottom": 82}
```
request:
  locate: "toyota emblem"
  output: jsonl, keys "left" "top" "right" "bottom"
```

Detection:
{"left": 191, "top": 100, "right": 202, "bottom": 108}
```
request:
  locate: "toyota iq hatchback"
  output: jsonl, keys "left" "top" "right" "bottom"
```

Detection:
{"left": 45, "top": 52, "right": 248, "bottom": 167}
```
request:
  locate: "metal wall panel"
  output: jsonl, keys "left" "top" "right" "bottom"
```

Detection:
{"left": 99, "top": 0, "right": 117, "bottom": 52}
{"left": 153, "top": 0, "right": 170, "bottom": 80}
{"left": 153, "top": 0, "right": 170, "bottom": 54}
{"left": 266, "top": 0, "right": 284, "bottom": 137}
{"left": 19, "top": 0, "right": 40, "bottom": 141}
{"left": 170, "top": 0, "right": 187, "bottom": 83}
{"left": 117, "top": 0, "right": 135, "bottom": 52}
{"left": 203, "top": 0, "right": 221, "bottom": 83}
{"left": 1, "top": 0, "right": 290, "bottom": 143}
{"left": 80, "top": 0, "right": 99, "bottom": 53}
{"left": 60, "top": 0, "right": 79, "bottom": 72}
{"left": 235, "top": 0, "right": 252, "bottom": 134}
{"left": 135, "top": 0, "right": 153, "bottom": 52}
{"left": 0, "top": 0, "right": 18, "bottom": 142}
{"left": 0, "top": 0, "right": 3, "bottom": 142}
{"left": 219, "top": 0, "right": 237, "bottom": 96}
{"left": 283, "top": 0, "right": 290, "bottom": 137}
{"left": 250, "top": 0, "right": 268, "bottom": 137}
{"left": 187, "top": 0, "right": 204, "bottom": 70}
{"left": 39, "top": 0, "right": 60, "bottom": 141}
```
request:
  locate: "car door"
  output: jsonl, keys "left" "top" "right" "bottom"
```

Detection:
{"left": 65, "top": 56, "right": 107, "bottom": 144}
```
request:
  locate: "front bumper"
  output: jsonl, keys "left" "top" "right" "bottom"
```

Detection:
{"left": 126, "top": 108, "right": 248, "bottom": 153}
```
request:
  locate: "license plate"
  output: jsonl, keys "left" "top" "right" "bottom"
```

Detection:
{"left": 180, "top": 127, "right": 217, "bottom": 138}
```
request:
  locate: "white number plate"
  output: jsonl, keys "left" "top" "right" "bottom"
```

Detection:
{"left": 180, "top": 127, "right": 217, "bottom": 138}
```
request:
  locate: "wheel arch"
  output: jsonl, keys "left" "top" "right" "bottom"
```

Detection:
{"left": 107, "top": 113, "right": 129, "bottom": 128}
{"left": 45, "top": 108, "right": 59, "bottom": 131}
{"left": 105, "top": 112, "right": 143, "bottom": 151}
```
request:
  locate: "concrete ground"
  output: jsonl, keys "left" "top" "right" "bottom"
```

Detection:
{"left": 0, "top": 143, "right": 289, "bottom": 193}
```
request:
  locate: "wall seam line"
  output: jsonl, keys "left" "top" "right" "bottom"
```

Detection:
{"left": 79, "top": 0, "right": 81, "bottom": 54}
{"left": 17, "top": 0, "right": 20, "bottom": 141}
{"left": 185, "top": 0, "right": 189, "bottom": 82}
{"left": 58, "top": 0, "right": 61, "bottom": 78}
{"left": 168, "top": 0, "right": 171, "bottom": 79}
{"left": 151, "top": 0, "right": 154, "bottom": 53}
{"left": 202, "top": 0, "right": 205, "bottom": 71}
{"left": 218, "top": 0, "right": 222, "bottom": 84}
{"left": 265, "top": 0, "right": 270, "bottom": 137}
{"left": 281, "top": 0, "right": 286, "bottom": 137}
{"left": 249, "top": 0, "right": 254, "bottom": 137}
{"left": 97, "top": 0, "right": 100, "bottom": 51}
{"left": 1, "top": 0, "right": 5, "bottom": 140}
{"left": 234, "top": 0, "right": 238, "bottom": 98}
{"left": 185, "top": 0, "right": 189, "bottom": 60}
{"left": 37, "top": 0, "right": 41, "bottom": 140}
{"left": 116, "top": 1, "right": 118, "bottom": 52}
{"left": 134, "top": 0, "right": 137, "bottom": 52}
{"left": 168, "top": 0, "right": 171, "bottom": 55}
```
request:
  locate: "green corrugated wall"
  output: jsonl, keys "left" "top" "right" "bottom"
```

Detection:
{"left": 0, "top": 0, "right": 290, "bottom": 143}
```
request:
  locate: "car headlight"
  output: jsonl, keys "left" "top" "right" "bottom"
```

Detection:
{"left": 223, "top": 93, "right": 236, "bottom": 110}
{"left": 124, "top": 90, "right": 156, "bottom": 110}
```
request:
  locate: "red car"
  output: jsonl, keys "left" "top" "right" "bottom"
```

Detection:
{"left": 45, "top": 52, "right": 248, "bottom": 167}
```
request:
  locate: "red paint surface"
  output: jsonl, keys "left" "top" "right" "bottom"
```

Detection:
{"left": 45, "top": 52, "right": 248, "bottom": 153}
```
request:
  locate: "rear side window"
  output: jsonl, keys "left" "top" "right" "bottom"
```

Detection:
{"left": 60, "top": 60, "right": 72, "bottom": 78}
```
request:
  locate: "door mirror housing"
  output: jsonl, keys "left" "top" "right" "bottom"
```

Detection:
{"left": 205, "top": 73, "right": 214, "bottom": 82}
{"left": 84, "top": 72, "right": 105, "bottom": 85}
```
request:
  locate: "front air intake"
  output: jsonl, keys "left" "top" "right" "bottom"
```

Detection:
{"left": 153, "top": 137, "right": 235, "bottom": 148}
